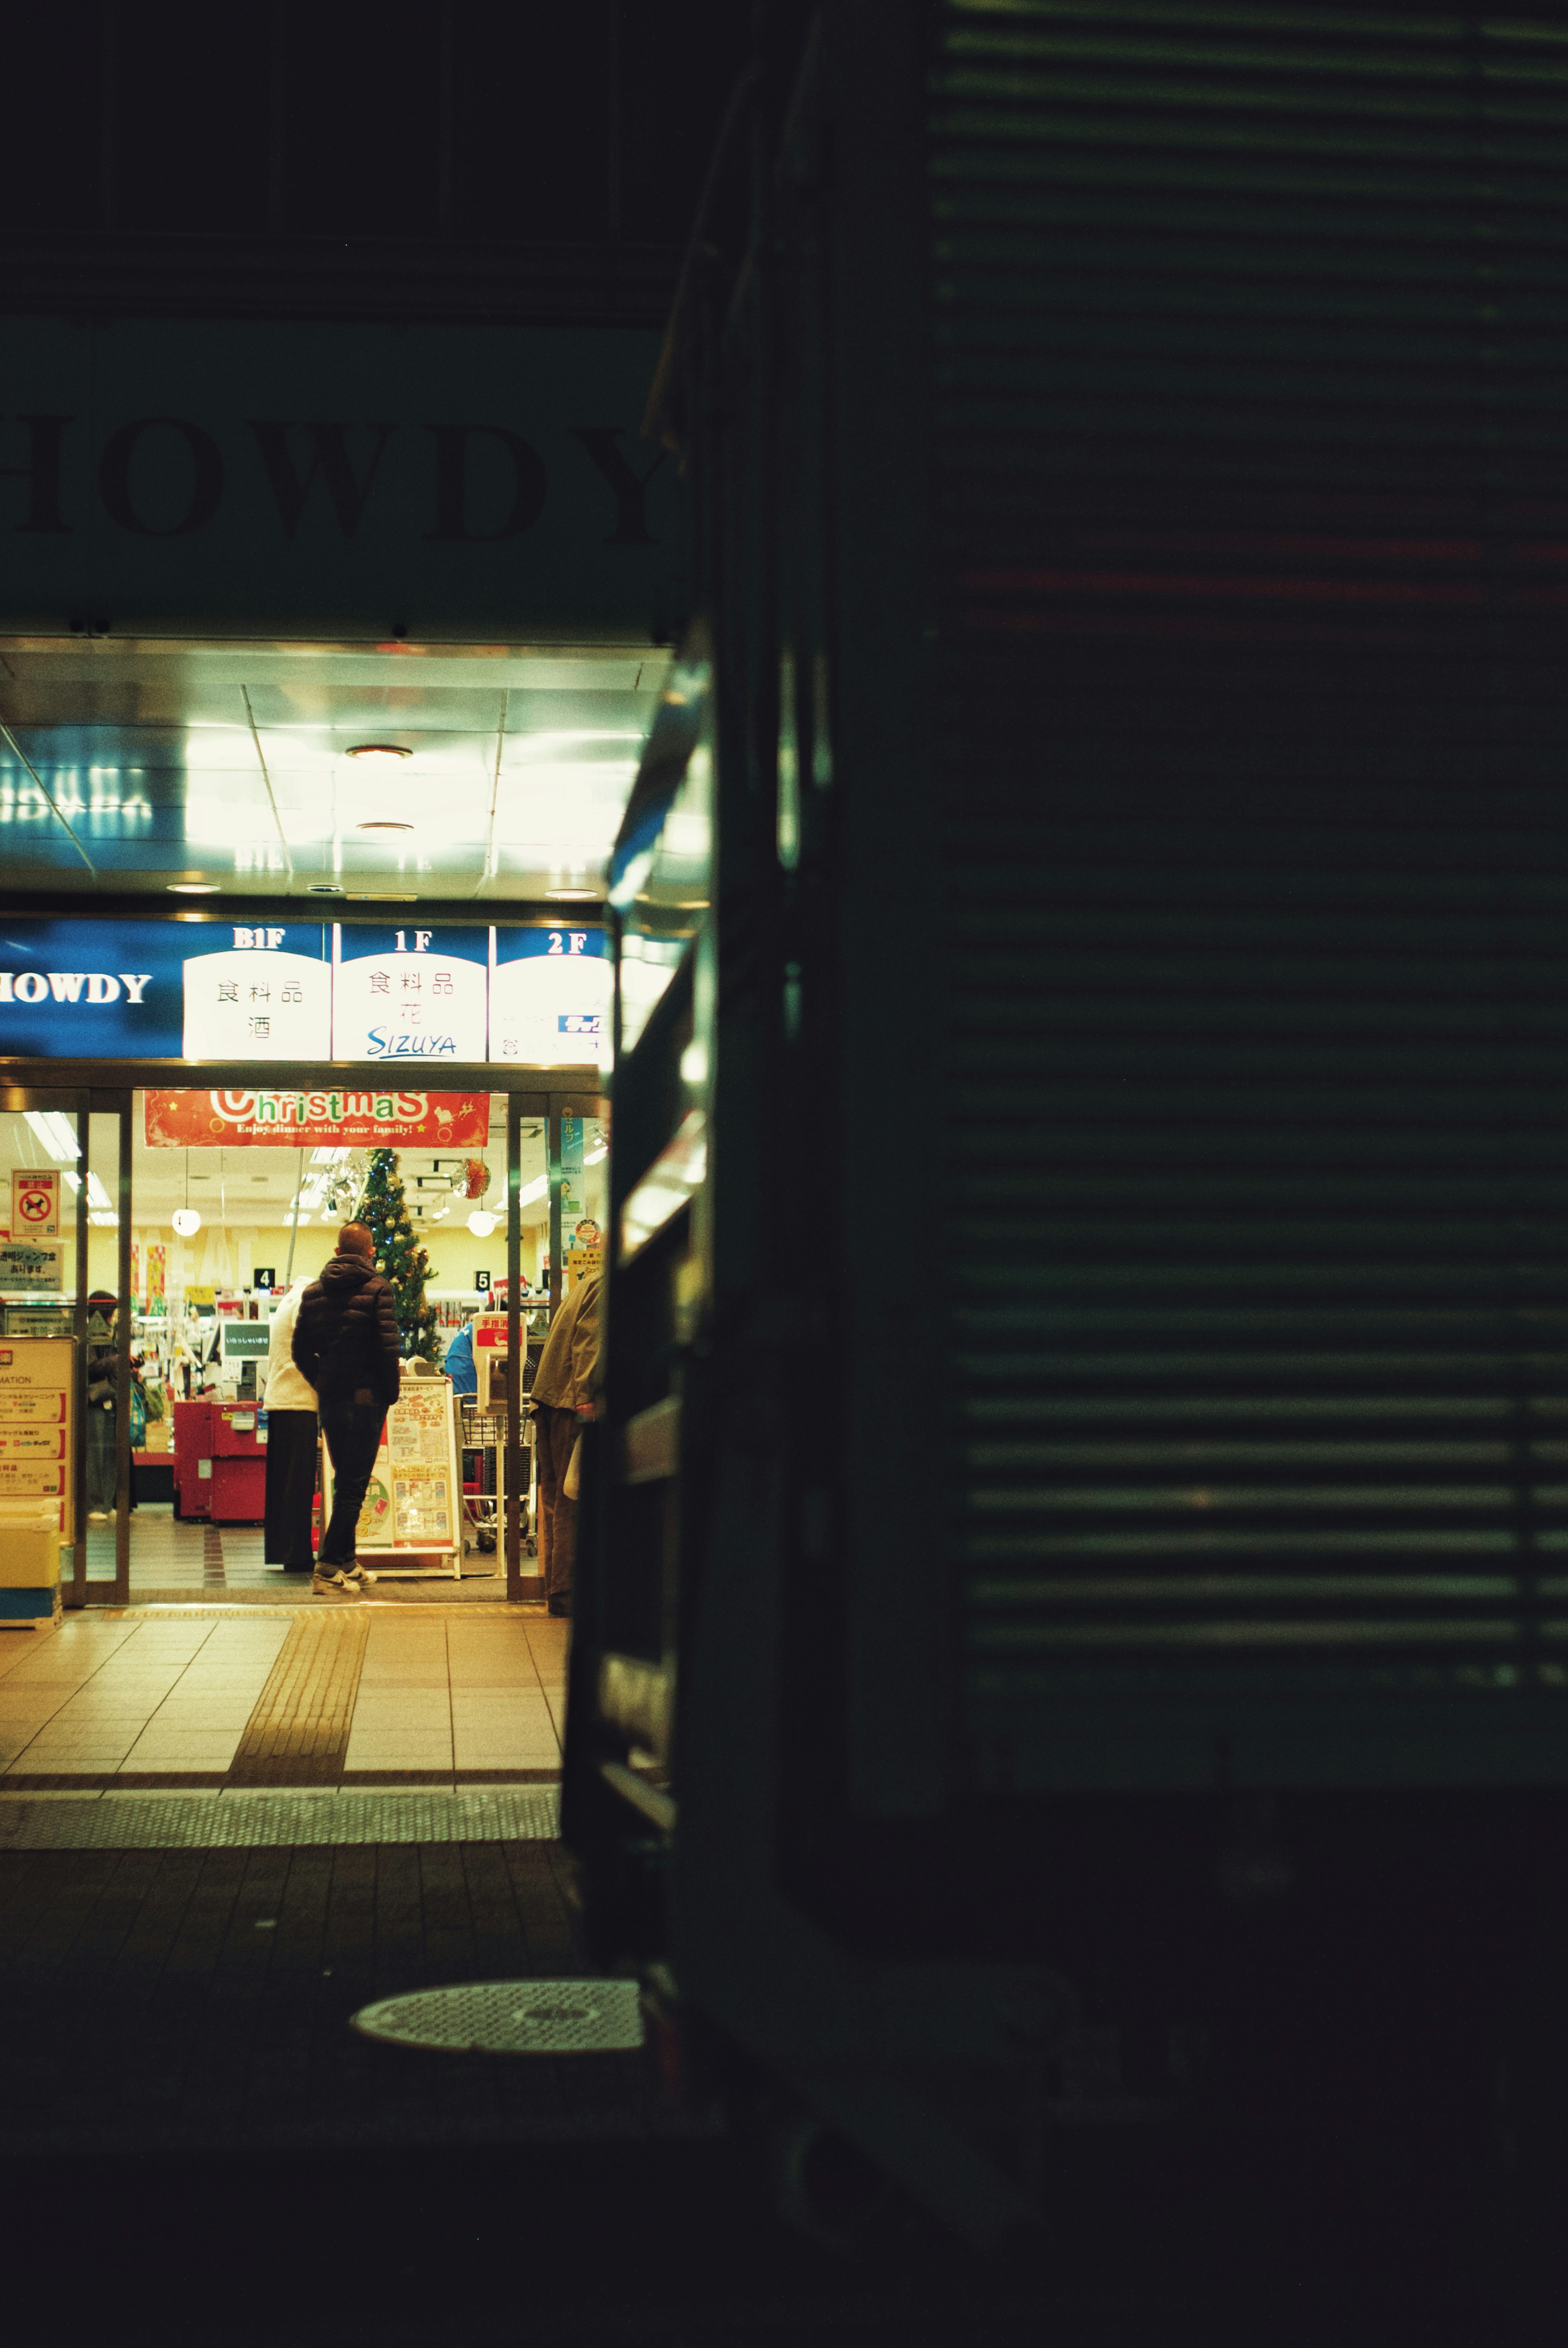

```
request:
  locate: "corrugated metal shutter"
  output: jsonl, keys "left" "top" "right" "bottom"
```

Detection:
{"left": 931, "top": 1, "right": 1568, "bottom": 1787}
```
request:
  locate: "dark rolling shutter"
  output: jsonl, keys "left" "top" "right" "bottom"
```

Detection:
{"left": 930, "top": 1, "right": 1568, "bottom": 1788}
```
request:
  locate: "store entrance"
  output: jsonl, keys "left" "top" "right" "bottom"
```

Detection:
{"left": 0, "top": 1081, "right": 608, "bottom": 1609}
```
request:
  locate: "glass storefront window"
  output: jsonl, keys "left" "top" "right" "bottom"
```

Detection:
{"left": 0, "top": 1103, "right": 78, "bottom": 1331}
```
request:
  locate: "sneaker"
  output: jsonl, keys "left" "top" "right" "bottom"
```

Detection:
{"left": 312, "top": 1566, "right": 354, "bottom": 1595}
{"left": 342, "top": 1560, "right": 377, "bottom": 1587}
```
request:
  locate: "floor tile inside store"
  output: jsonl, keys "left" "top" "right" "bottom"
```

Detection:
{"left": 0, "top": 1605, "right": 568, "bottom": 1787}
{"left": 80, "top": 1501, "right": 508, "bottom": 1598}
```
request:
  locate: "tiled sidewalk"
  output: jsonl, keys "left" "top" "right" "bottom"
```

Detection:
{"left": 0, "top": 1606, "right": 568, "bottom": 1785}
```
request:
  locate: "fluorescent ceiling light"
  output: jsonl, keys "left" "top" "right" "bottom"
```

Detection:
{"left": 24, "top": 1110, "right": 80, "bottom": 1162}
{"left": 88, "top": 1210, "right": 119, "bottom": 1227}
{"left": 85, "top": 1172, "right": 113, "bottom": 1211}
{"left": 518, "top": 1174, "right": 548, "bottom": 1208}
{"left": 584, "top": 1144, "right": 608, "bottom": 1166}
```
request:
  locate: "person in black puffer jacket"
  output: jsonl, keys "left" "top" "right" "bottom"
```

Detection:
{"left": 292, "top": 1221, "right": 402, "bottom": 1592}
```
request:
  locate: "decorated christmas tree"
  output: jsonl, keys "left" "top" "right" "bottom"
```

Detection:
{"left": 358, "top": 1149, "right": 440, "bottom": 1365}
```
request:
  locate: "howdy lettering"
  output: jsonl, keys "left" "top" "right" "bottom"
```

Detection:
{"left": 0, "top": 972, "right": 151, "bottom": 1005}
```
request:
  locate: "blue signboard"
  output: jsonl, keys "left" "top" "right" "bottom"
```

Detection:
{"left": 0, "top": 918, "right": 325, "bottom": 1058}
{"left": 491, "top": 926, "right": 609, "bottom": 1065}
{"left": 332, "top": 924, "right": 490, "bottom": 1062}
{"left": 0, "top": 918, "right": 604, "bottom": 1064}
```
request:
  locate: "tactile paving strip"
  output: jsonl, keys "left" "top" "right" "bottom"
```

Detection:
{"left": 351, "top": 1979, "right": 643, "bottom": 2055}
{"left": 0, "top": 1787, "right": 559, "bottom": 1849}
{"left": 229, "top": 1610, "right": 371, "bottom": 1784}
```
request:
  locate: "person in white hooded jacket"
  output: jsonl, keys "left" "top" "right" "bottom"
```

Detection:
{"left": 263, "top": 1276, "right": 318, "bottom": 1572}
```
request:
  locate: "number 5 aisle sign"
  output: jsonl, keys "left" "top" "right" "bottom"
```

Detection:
{"left": 11, "top": 1170, "right": 58, "bottom": 1239}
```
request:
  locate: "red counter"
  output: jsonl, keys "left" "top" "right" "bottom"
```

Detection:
{"left": 172, "top": 1399, "right": 267, "bottom": 1523}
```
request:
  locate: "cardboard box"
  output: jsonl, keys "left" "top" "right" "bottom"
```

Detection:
{"left": 144, "top": 1421, "right": 170, "bottom": 1454}
{"left": 0, "top": 1514, "right": 61, "bottom": 1589}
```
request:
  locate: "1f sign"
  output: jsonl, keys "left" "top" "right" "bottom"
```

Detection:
{"left": 11, "top": 1169, "right": 58, "bottom": 1237}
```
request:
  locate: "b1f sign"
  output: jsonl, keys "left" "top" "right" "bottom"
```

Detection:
{"left": 11, "top": 1169, "right": 58, "bottom": 1238}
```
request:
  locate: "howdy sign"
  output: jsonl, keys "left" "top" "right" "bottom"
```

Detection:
{"left": 143, "top": 1089, "right": 490, "bottom": 1149}
{"left": 0, "top": 318, "right": 674, "bottom": 637}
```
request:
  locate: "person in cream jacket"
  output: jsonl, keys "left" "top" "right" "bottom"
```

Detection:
{"left": 263, "top": 1276, "right": 318, "bottom": 1572}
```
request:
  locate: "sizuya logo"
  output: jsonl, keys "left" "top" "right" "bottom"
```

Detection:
{"left": 365, "top": 1029, "right": 457, "bottom": 1058}
{"left": 0, "top": 972, "right": 151, "bottom": 1004}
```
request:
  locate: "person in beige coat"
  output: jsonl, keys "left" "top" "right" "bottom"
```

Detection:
{"left": 263, "top": 1277, "right": 317, "bottom": 1571}
{"left": 529, "top": 1271, "right": 601, "bottom": 1616}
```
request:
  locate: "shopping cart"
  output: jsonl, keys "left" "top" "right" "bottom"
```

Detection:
{"left": 460, "top": 1401, "right": 536, "bottom": 1558}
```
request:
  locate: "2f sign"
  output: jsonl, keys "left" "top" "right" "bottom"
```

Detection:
{"left": 11, "top": 1170, "right": 58, "bottom": 1238}
{"left": 547, "top": 933, "right": 589, "bottom": 955}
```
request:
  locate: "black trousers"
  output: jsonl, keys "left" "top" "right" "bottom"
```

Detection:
{"left": 318, "top": 1390, "right": 388, "bottom": 1567}
{"left": 264, "top": 1409, "right": 318, "bottom": 1568}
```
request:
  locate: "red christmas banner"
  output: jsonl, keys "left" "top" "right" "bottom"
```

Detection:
{"left": 143, "top": 1089, "right": 490, "bottom": 1149}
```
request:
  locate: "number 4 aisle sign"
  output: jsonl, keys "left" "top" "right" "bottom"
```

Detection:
{"left": 11, "top": 1170, "right": 58, "bottom": 1239}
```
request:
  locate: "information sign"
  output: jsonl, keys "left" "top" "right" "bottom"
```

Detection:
{"left": 490, "top": 927, "right": 610, "bottom": 1066}
{"left": 0, "top": 919, "right": 606, "bottom": 1066}
{"left": 221, "top": 1323, "right": 271, "bottom": 1361}
{"left": 0, "top": 1241, "right": 65, "bottom": 1293}
{"left": 0, "top": 1337, "right": 75, "bottom": 1536}
{"left": 332, "top": 927, "right": 490, "bottom": 1063}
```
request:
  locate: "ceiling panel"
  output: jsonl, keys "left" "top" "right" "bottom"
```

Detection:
{"left": 0, "top": 637, "right": 662, "bottom": 901}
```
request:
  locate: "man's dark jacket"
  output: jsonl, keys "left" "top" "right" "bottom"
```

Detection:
{"left": 292, "top": 1254, "right": 402, "bottom": 1411}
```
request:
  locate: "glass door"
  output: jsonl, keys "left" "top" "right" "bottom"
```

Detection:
{"left": 127, "top": 1083, "right": 546, "bottom": 1599}
{"left": 0, "top": 1086, "right": 134, "bottom": 1610}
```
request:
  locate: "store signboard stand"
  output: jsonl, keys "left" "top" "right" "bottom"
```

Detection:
{"left": 320, "top": 1371, "right": 462, "bottom": 1581}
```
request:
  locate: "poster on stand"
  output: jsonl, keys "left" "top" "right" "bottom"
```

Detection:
{"left": 319, "top": 1373, "right": 460, "bottom": 1575}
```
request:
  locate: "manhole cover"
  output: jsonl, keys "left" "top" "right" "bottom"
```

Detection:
{"left": 350, "top": 1979, "right": 644, "bottom": 2054}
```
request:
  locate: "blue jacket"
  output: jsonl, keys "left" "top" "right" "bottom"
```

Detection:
{"left": 443, "top": 1320, "right": 478, "bottom": 1398}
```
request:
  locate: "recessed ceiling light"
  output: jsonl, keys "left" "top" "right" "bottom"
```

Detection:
{"left": 346, "top": 743, "right": 412, "bottom": 761}
{"left": 357, "top": 820, "right": 415, "bottom": 833}
{"left": 168, "top": 882, "right": 220, "bottom": 894}
{"left": 546, "top": 888, "right": 600, "bottom": 901}
{"left": 307, "top": 883, "right": 345, "bottom": 896}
